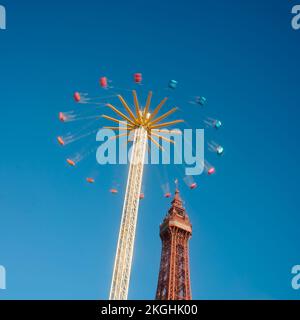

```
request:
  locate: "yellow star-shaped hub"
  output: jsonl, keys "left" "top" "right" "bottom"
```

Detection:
{"left": 102, "top": 90, "right": 183, "bottom": 150}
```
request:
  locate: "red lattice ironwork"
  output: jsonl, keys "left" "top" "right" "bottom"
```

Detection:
{"left": 155, "top": 188, "right": 192, "bottom": 300}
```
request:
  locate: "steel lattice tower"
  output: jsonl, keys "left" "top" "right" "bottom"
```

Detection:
{"left": 155, "top": 188, "right": 192, "bottom": 300}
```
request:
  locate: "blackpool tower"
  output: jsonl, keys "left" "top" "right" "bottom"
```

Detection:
{"left": 155, "top": 187, "right": 192, "bottom": 300}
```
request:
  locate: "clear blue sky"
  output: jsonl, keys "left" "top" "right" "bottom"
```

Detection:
{"left": 0, "top": 0, "right": 300, "bottom": 300}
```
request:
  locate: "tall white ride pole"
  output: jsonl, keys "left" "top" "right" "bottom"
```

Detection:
{"left": 109, "top": 127, "right": 147, "bottom": 300}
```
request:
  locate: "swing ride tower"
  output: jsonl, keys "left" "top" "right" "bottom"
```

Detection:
{"left": 109, "top": 127, "right": 147, "bottom": 300}
{"left": 102, "top": 90, "right": 183, "bottom": 300}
